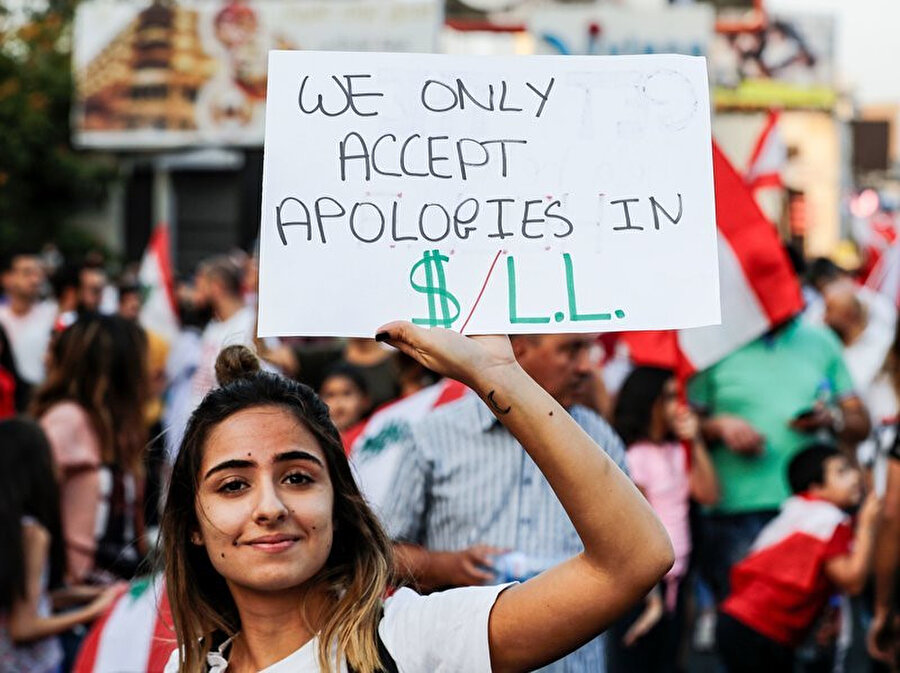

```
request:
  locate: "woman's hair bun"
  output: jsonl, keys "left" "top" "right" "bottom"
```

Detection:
{"left": 215, "top": 345, "right": 261, "bottom": 387}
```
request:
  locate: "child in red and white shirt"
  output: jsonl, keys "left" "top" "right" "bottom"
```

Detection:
{"left": 717, "top": 444, "right": 881, "bottom": 673}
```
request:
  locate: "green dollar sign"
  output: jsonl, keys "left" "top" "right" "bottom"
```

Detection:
{"left": 409, "top": 249, "right": 461, "bottom": 328}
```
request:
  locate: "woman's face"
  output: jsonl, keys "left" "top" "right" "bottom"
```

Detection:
{"left": 655, "top": 378, "right": 680, "bottom": 432}
{"left": 319, "top": 375, "right": 368, "bottom": 431}
{"left": 194, "top": 406, "right": 335, "bottom": 595}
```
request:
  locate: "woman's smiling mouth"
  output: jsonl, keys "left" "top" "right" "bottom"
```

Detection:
{"left": 245, "top": 534, "right": 301, "bottom": 553}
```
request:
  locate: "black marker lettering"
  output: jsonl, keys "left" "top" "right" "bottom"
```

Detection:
{"left": 421, "top": 79, "right": 457, "bottom": 112}
{"left": 338, "top": 132, "right": 371, "bottom": 182}
{"left": 650, "top": 193, "right": 683, "bottom": 230}
{"left": 298, "top": 75, "right": 350, "bottom": 117}
{"left": 427, "top": 135, "right": 452, "bottom": 179}
{"left": 349, "top": 202, "right": 385, "bottom": 243}
{"left": 372, "top": 134, "right": 401, "bottom": 177}
{"left": 456, "top": 138, "right": 489, "bottom": 181}
{"left": 546, "top": 200, "right": 574, "bottom": 238}
{"left": 610, "top": 198, "right": 644, "bottom": 231}
{"left": 498, "top": 80, "right": 523, "bottom": 112}
{"left": 481, "top": 139, "right": 527, "bottom": 178}
{"left": 526, "top": 77, "right": 555, "bottom": 118}
{"left": 391, "top": 201, "right": 418, "bottom": 242}
{"left": 457, "top": 79, "right": 495, "bottom": 111}
{"left": 521, "top": 199, "right": 545, "bottom": 239}
{"left": 313, "top": 197, "right": 346, "bottom": 243}
{"left": 486, "top": 198, "right": 515, "bottom": 240}
{"left": 400, "top": 134, "right": 428, "bottom": 177}
{"left": 275, "top": 197, "right": 314, "bottom": 245}
{"left": 418, "top": 203, "right": 451, "bottom": 242}
{"left": 337, "top": 74, "right": 383, "bottom": 117}
{"left": 453, "top": 198, "right": 479, "bottom": 239}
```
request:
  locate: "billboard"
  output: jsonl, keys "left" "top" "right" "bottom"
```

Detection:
{"left": 72, "top": 0, "right": 442, "bottom": 149}
{"left": 711, "top": 12, "right": 837, "bottom": 110}
{"left": 529, "top": 5, "right": 714, "bottom": 59}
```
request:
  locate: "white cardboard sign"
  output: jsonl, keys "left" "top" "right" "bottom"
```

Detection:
{"left": 258, "top": 51, "right": 719, "bottom": 337}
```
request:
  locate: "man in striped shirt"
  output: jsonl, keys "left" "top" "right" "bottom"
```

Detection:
{"left": 380, "top": 334, "right": 628, "bottom": 672}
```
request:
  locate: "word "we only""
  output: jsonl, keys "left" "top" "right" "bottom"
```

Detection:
{"left": 297, "top": 74, "right": 555, "bottom": 119}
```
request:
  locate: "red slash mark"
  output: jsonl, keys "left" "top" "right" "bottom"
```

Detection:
{"left": 460, "top": 249, "right": 504, "bottom": 335}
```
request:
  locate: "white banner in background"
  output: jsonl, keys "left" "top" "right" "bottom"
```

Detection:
{"left": 72, "top": 0, "right": 442, "bottom": 148}
{"left": 258, "top": 51, "right": 720, "bottom": 337}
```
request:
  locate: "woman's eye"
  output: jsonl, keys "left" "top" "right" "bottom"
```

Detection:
{"left": 284, "top": 472, "right": 313, "bottom": 486}
{"left": 219, "top": 480, "right": 248, "bottom": 494}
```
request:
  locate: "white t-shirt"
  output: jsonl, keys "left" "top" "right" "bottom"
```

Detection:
{"left": 0, "top": 300, "right": 56, "bottom": 385}
{"left": 163, "top": 583, "right": 511, "bottom": 673}
{"left": 843, "top": 318, "right": 894, "bottom": 400}
{"left": 189, "top": 306, "right": 256, "bottom": 410}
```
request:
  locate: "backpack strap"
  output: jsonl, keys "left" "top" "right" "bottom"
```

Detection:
{"left": 375, "top": 627, "right": 399, "bottom": 673}
{"left": 347, "top": 608, "right": 398, "bottom": 673}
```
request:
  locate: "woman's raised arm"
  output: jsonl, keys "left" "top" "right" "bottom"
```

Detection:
{"left": 376, "top": 322, "right": 674, "bottom": 673}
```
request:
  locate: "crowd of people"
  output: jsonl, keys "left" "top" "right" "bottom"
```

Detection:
{"left": 0, "top": 244, "right": 898, "bottom": 673}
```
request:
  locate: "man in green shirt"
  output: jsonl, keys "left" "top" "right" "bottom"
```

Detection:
{"left": 689, "top": 318, "right": 870, "bottom": 599}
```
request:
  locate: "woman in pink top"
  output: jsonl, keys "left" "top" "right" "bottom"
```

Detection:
{"left": 609, "top": 367, "right": 719, "bottom": 673}
{"left": 31, "top": 314, "right": 149, "bottom": 585}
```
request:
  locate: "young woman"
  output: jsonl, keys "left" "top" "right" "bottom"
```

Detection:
{"left": 30, "top": 314, "right": 150, "bottom": 584}
{"left": 609, "top": 367, "right": 719, "bottom": 673}
{"left": 161, "top": 323, "right": 674, "bottom": 673}
{"left": 318, "top": 363, "right": 371, "bottom": 448}
{"left": 0, "top": 418, "right": 122, "bottom": 673}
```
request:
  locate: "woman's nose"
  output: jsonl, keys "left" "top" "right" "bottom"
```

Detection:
{"left": 253, "top": 482, "right": 288, "bottom": 524}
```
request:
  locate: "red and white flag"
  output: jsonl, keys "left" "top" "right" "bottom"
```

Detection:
{"left": 73, "top": 577, "right": 174, "bottom": 673}
{"left": 622, "top": 142, "right": 804, "bottom": 377}
{"left": 744, "top": 110, "right": 786, "bottom": 193}
{"left": 349, "top": 378, "right": 468, "bottom": 511}
{"left": 139, "top": 224, "right": 179, "bottom": 343}
{"left": 865, "top": 239, "right": 900, "bottom": 307}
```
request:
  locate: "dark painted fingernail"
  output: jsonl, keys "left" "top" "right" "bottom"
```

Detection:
{"left": 375, "top": 331, "right": 389, "bottom": 342}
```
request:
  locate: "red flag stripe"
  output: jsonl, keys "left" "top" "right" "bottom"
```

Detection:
{"left": 149, "top": 224, "right": 178, "bottom": 320}
{"left": 147, "top": 587, "right": 176, "bottom": 672}
{"left": 712, "top": 144, "right": 802, "bottom": 326}
{"left": 745, "top": 109, "right": 781, "bottom": 177}
{"left": 71, "top": 593, "right": 120, "bottom": 673}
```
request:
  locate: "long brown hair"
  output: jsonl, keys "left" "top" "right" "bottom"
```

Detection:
{"left": 30, "top": 314, "right": 149, "bottom": 471}
{"left": 160, "top": 346, "right": 393, "bottom": 673}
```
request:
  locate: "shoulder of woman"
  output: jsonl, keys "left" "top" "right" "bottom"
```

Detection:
{"left": 21, "top": 519, "right": 50, "bottom": 548}
{"left": 40, "top": 400, "right": 92, "bottom": 429}
{"left": 40, "top": 401, "right": 101, "bottom": 466}
{"left": 378, "top": 584, "right": 514, "bottom": 670}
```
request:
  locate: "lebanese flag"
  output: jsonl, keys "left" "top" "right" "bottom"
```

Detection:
{"left": 349, "top": 378, "right": 468, "bottom": 511}
{"left": 139, "top": 224, "right": 179, "bottom": 343}
{"left": 722, "top": 495, "right": 852, "bottom": 646}
{"left": 745, "top": 110, "right": 786, "bottom": 193}
{"left": 73, "top": 576, "right": 175, "bottom": 673}
{"left": 621, "top": 142, "right": 804, "bottom": 377}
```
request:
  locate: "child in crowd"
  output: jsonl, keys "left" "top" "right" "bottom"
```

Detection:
{"left": 610, "top": 367, "right": 719, "bottom": 672}
{"left": 0, "top": 418, "right": 122, "bottom": 673}
{"left": 318, "top": 363, "right": 371, "bottom": 447}
{"left": 717, "top": 444, "right": 881, "bottom": 673}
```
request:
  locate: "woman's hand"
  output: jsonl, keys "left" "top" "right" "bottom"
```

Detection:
{"left": 375, "top": 322, "right": 517, "bottom": 389}
{"left": 867, "top": 608, "right": 897, "bottom": 664}
{"left": 672, "top": 405, "right": 699, "bottom": 442}
{"left": 84, "top": 582, "right": 128, "bottom": 621}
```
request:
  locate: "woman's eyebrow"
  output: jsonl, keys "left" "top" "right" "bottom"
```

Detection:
{"left": 204, "top": 459, "right": 255, "bottom": 480}
{"left": 274, "top": 450, "right": 324, "bottom": 467}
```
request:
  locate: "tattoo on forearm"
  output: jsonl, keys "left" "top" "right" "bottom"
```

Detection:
{"left": 487, "top": 390, "right": 511, "bottom": 415}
